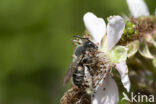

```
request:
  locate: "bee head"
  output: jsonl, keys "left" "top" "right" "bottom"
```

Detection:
{"left": 73, "top": 35, "right": 98, "bottom": 49}
{"left": 83, "top": 40, "right": 98, "bottom": 49}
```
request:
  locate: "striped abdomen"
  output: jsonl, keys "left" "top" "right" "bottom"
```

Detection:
{"left": 72, "top": 66, "right": 84, "bottom": 88}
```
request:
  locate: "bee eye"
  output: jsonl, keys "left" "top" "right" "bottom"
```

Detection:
{"left": 82, "top": 58, "right": 88, "bottom": 63}
{"left": 87, "top": 42, "right": 94, "bottom": 47}
{"left": 88, "top": 42, "right": 92, "bottom": 45}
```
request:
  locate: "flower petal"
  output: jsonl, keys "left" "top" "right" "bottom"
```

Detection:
{"left": 107, "top": 16, "right": 125, "bottom": 51}
{"left": 92, "top": 75, "right": 119, "bottom": 104}
{"left": 101, "top": 35, "right": 108, "bottom": 53}
{"left": 126, "top": 0, "right": 150, "bottom": 18}
{"left": 83, "top": 12, "right": 106, "bottom": 44}
{"left": 115, "top": 61, "right": 131, "bottom": 92}
{"left": 109, "top": 46, "right": 128, "bottom": 63}
{"left": 139, "top": 42, "right": 154, "bottom": 59}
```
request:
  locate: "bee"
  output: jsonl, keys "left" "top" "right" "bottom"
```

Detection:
{"left": 63, "top": 36, "right": 98, "bottom": 88}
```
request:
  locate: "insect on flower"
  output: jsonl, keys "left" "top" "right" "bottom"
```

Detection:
{"left": 61, "top": 12, "right": 132, "bottom": 104}
{"left": 63, "top": 35, "right": 114, "bottom": 94}
{"left": 63, "top": 36, "right": 98, "bottom": 89}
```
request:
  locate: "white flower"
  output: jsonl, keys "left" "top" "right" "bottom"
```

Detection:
{"left": 83, "top": 12, "right": 130, "bottom": 104}
{"left": 126, "top": 0, "right": 150, "bottom": 18}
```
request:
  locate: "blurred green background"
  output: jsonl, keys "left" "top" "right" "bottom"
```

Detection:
{"left": 0, "top": 0, "right": 155, "bottom": 104}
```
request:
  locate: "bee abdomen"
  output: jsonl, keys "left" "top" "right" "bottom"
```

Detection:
{"left": 73, "top": 66, "right": 84, "bottom": 88}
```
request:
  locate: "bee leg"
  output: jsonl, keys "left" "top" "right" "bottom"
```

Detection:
{"left": 79, "top": 93, "right": 90, "bottom": 104}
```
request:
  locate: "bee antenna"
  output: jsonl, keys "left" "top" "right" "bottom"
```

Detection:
{"left": 73, "top": 35, "right": 89, "bottom": 40}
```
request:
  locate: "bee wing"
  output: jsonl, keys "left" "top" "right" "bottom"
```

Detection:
{"left": 63, "top": 55, "right": 83, "bottom": 85}
{"left": 63, "top": 63, "right": 74, "bottom": 85}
